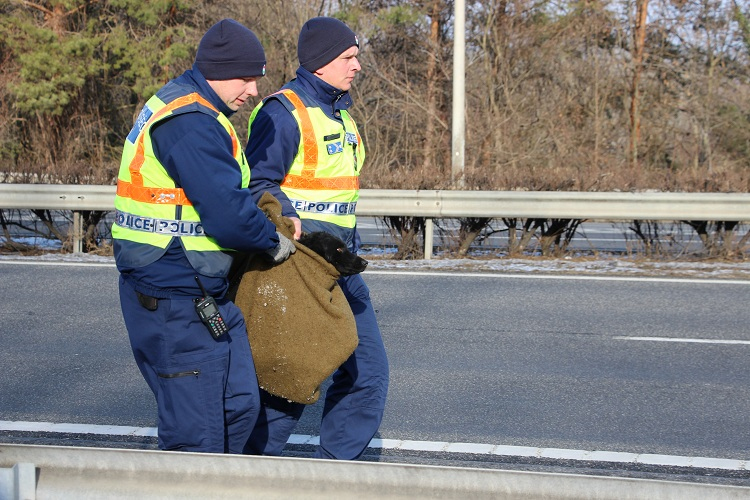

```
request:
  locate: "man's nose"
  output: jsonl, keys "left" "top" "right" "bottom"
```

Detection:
{"left": 246, "top": 81, "right": 258, "bottom": 96}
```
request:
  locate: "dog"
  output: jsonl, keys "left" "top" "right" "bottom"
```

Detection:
{"left": 297, "top": 231, "right": 368, "bottom": 276}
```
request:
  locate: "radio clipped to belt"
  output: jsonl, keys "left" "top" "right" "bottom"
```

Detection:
{"left": 194, "top": 276, "right": 228, "bottom": 339}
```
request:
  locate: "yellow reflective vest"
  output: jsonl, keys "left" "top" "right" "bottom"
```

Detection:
{"left": 249, "top": 85, "right": 364, "bottom": 229}
{"left": 113, "top": 82, "right": 249, "bottom": 275}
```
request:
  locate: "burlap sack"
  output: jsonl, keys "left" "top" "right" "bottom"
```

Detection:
{"left": 231, "top": 192, "right": 358, "bottom": 404}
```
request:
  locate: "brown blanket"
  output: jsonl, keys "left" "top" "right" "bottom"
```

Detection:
{"left": 230, "top": 192, "right": 358, "bottom": 404}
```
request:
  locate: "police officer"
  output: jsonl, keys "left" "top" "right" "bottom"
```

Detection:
{"left": 113, "top": 19, "right": 295, "bottom": 454}
{"left": 244, "top": 16, "right": 389, "bottom": 460}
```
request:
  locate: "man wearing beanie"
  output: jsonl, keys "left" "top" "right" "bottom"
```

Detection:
{"left": 244, "top": 16, "right": 389, "bottom": 460}
{"left": 113, "top": 19, "right": 295, "bottom": 454}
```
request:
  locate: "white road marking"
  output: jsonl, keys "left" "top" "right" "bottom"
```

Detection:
{"left": 614, "top": 336, "right": 750, "bottom": 345}
{"left": 0, "top": 420, "right": 157, "bottom": 437}
{"left": 366, "top": 270, "right": 750, "bottom": 285}
{"left": 1, "top": 420, "right": 746, "bottom": 471}
{"left": 0, "top": 260, "right": 114, "bottom": 267}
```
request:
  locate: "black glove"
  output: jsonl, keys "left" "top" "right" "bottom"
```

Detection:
{"left": 265, "top": 232, "right": 296, "bottom": 263}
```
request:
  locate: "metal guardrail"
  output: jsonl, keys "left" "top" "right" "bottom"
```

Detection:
{"left": 2, "top": 184, "right": 750, "bottom": 219}
{"left": 1, "top": 184, "right": 749, "bottom": 257}
{"left": 1, "top": 443, "right": 749, "bottom": 499}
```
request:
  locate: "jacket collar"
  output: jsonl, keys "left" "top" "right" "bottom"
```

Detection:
{"left": 176, "top": 65, "right": 235, "bottom": 117}
{"left": 294, "top": 66, "right": 353, "bottom": 112}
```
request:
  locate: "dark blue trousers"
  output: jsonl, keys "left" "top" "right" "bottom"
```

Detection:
{"left": 244, "top": 273, "right": 389, "bottom": 459}
{"left": 119, "top": 277, "right": 260, "bottom": 453}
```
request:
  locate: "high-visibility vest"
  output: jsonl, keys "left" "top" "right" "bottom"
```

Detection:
{"left": 113, "top": 82, "right": 249, "bottom": 276}
{"left": 249, "top": 84, "right": 364, "bottom": 229}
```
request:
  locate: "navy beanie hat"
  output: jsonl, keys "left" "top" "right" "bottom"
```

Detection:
{"left": 195, "top": 19, "right": 266, "bottom": 79}
{"left": 298, "top": 17, "right": 358, "bottom": 72}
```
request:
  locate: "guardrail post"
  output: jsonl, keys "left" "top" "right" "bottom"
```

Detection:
{"left": 424, "top": 218, "right": 433, "bottom": 260}
{"left": 72, "top": 211, "right": 83, "bottom": 254}
{"left": 0, "top": 462, "right": 36, "bottom": 500}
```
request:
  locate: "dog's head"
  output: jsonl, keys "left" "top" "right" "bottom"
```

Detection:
{"left": 298, "top": 231, "right": 368, "bottom": 276}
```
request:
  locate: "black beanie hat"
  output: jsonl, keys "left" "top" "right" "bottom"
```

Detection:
{"left": 195, "top": 19, "right": 266, "bottom": 79}
{"left": 298, "top": 17, "right": 358, "bottom": 72}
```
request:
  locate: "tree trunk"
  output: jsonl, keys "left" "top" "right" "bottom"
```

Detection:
{"left": 421, "top": 0, "right": 442, "bottom": 184}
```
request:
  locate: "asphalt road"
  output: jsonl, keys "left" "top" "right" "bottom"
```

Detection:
{"left": 1, "top": 260, "right": 749, "bottom": 485}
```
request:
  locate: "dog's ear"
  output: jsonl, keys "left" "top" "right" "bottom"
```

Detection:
{"left": 324, "top": 244, "right": 344, "bottom": 265}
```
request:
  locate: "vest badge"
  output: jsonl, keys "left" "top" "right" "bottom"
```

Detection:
{"left": 326, "top": 142, "right": 344, "bottom": 155}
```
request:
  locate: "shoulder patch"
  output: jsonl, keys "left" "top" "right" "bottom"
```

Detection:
{"left": 127, "top": 105, "right": 153, "bottom": 144}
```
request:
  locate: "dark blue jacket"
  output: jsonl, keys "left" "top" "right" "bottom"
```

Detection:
{"left": 245, "top": 67, "right": 361, "bottom": 251}
{"left": 116, "top": 65, "right": 279, "bottom": 298}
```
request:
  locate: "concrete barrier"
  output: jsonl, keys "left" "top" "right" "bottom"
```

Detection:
{"left": 1, "top": 444, "right": 748, "bottom": 499}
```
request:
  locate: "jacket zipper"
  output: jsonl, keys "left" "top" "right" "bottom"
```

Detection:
{"left": 158, "top": 369, "right": 200, "bottom": 379}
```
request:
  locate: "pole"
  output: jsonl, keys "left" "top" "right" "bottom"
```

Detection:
{"left": 451, "top": 0, "right": 466, "bottom": 188}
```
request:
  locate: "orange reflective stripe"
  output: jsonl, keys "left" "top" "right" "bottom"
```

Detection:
{"left": 277, "top": 90, "right": 317, "bottom": 170}
{"left": 121, "top": 93, "right": 237, "bottom": 205}
{"left": 116, "top": 180, "right": 193, "bottom": 206}
{"left": 281, "top": 175, "right": 359, "bottom": 190}
{"left": 276, "top": 89, "right": 359, "bottom": 190}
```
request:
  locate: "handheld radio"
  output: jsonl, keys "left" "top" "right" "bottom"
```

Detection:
{"left": 194, "top": 276, "right": 228, "bottom": 339}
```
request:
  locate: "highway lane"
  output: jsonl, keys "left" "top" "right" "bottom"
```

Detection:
{"left": 3, "top": 216, "right": 718, "bottom": 255}
{"left": 355, "top": 217, "right": 714, "bottom": 254}
{"left": 1, "top": 260, "right": 749, "bottom": 483}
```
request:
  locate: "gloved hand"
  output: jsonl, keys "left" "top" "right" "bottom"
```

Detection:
{"left": 265, "top": 232, "right": 296, "bottom": 263}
